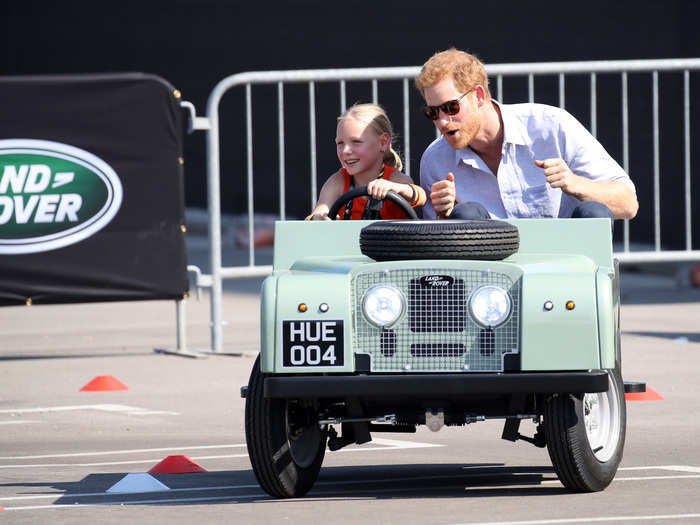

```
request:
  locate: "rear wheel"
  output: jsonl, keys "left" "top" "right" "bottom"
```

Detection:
{"left": 244, "top": 356, "right": 326, "bottom": 498}
{"left": 543, "top": 368, "right": 626, "bottom": 492}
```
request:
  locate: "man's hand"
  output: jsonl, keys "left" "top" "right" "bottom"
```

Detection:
{"left": 430, "top": 172, "right": 456, "bottom": 218}
{"left": 535, "top": 159, "right": 584, "bottom": 198}
{"left": 534, "top": 158, "right": 639, "bottom": 219}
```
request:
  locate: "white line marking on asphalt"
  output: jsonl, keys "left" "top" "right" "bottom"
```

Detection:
{"left": 0, "top": 437, "right": 440, "bottom": 468}
{"left": 0, "top": 443, "right": 246, "bottom": 460}
{"left": 443, "top": 514, "right": 700, "bottom": 524}
{"left": 0, "top": 420, "right": 39, "bottom": 425}
{"left": 341, "top": 437, "right": 443, "bottom": 452}
{"left": 618, "top": 474, "right": 700, "bottom": 481}
{"left": 0, "top": 404, "right": 178, "bottom": 416}
{"left": 176, "top": 437, "right": 441, "bottom": 461}
{"left": 127, "top": 411, "right": 178, "bottom": 416}
{"left": 0, "top": 455, "right": 250, "bottom": 469}
{"left": 619, "top": 465, "right": 700, "bottom": 474}
{"left": 542, "top": 474, "right": 700, "bottom": 484}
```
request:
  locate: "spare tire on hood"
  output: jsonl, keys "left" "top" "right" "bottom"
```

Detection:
{"left": 360, "top": 219, "right": 519, "bottom": 261}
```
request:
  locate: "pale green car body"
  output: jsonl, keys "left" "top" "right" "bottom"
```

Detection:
{"left": 260, "top": 218, "right": 617, "bottom": 375}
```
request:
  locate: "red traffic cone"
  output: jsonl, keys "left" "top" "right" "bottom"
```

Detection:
{"left": 626, "top": 386, "right": 664, "bottom": 401}
{"left": 148, "top": 455, "right": 207, "bottom": 474}
{"left": 80, "top": 375, "right": 129, "bottom": 392}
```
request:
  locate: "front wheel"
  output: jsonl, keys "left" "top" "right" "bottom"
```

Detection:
{"left": 244, "top": 355, "right": 326, "bottom": 498}
{"left": 543, "top": 368, "right": 626, "bottom": 492}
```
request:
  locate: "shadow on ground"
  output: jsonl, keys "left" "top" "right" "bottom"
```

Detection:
{"left": 6, "top": 463, "right": 565, "bottom": 507}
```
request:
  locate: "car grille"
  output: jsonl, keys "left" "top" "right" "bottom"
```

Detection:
{"left": 409, "top": 276, "right": 466, "bottom": 332}
{"left": 353, "top": 268, "right": 520, "bottom": 372}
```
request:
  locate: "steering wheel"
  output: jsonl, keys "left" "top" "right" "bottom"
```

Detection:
{"left": 327, "top": 186, "right": 418, "bottom": 220}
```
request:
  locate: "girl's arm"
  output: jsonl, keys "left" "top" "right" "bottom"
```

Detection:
{"left": 306, "top": 171, "right": 344, "bottom": 220}
{"left": 367, "top": 172, "right": 427, "bottom": 208}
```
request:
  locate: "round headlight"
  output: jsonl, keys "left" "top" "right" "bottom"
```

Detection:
{"left": 362, "top": 285, "right": 405, "bottom": 327}
{"left": 469, "top": 285, "right": 512, "bottom": 328}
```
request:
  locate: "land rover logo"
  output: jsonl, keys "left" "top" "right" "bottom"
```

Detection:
{"left": 419, "top": 275, "right": 454, "bottom": 287}
{"left": 0, "top": 139, "right": 122, "bottom": 254}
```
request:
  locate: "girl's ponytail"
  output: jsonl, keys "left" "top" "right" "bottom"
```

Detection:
{"left": 384, "top": 147, "right": 403, "bottom": 172}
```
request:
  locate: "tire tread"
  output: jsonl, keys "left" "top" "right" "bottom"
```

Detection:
{"left": 360, "top": 220, "right": 519, "bottom": 261}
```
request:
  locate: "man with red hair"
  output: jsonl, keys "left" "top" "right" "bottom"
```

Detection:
{"left": 416, "top": 48, "right": 638, "bottom": 224}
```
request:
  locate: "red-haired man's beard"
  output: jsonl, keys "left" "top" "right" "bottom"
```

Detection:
{"left": 439, "top": 114, "right": 481, "bottom": 150}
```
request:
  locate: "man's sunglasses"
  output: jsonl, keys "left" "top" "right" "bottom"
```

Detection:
{"left": 422, "top": 90, "right": 471, "bottom": 120}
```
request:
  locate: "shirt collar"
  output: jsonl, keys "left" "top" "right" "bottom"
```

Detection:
{"left": 452, "top": 100, "right": 531, "bottom": 167}
{"left": 455, "top": 148, "right": 478, "bottom": 168}
{"left": 497, "top": 101, "right": 531, "bottom": 147}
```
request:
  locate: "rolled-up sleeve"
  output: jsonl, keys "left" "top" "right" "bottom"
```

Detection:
{"left": 559, "top": 109, "right": 636, "bottom": 194}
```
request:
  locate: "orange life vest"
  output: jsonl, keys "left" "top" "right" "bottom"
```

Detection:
{"left": 337, "top": 164, "right": 406, "bottom": 220}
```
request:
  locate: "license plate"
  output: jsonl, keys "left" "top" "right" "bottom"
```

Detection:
{"left": 282, "top": 320, "right": 344, "bottom": 367}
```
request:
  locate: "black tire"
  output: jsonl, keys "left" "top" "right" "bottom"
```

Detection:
{"left": 244, "top": 356, "right": 326, "bottom": 498}
{"left": 360, "top": 219, "right": 519, "bottom": 261}
{"left": 543, "top": 368, "right": 626, "bottom": 492}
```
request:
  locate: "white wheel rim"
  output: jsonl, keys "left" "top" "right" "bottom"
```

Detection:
{"left": 583, "top": 372, "right": 621, "bottom": 462}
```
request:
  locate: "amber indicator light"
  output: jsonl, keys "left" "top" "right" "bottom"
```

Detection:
{"left": 566, "top": 301, "right": 575, "bottom": 310}
{"left": 298, "top": 303, "right": 308, "bottom": 313}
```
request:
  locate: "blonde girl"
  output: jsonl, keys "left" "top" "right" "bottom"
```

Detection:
{"left": 307, "top": 103, "right": 426, "bottom": 220}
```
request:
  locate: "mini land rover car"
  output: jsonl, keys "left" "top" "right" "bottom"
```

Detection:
{"left": 243, "top": 189, "right": 642, "bottom": 498}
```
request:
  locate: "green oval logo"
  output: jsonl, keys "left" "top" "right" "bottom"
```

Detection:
{"left": 0, "top": 139, "right": 122, "bottom": 254}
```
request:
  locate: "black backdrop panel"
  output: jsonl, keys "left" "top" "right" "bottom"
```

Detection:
{"left": 0, "top": 73, "right": 188, "bottom": 305}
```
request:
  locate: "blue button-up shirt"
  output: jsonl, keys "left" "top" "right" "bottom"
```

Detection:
{"left": 419, "top": 102, "right": 636, "bottom": 219}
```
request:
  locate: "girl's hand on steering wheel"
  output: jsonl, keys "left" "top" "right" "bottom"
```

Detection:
{"left": 367, "top": 178, "right": 399, "bottom": 200}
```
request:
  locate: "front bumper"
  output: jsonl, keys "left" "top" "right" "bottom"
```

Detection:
{"left": 264, "top": 371, "right": 609, "bottom": 399}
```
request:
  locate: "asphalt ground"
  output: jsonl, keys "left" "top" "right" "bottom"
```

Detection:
{"left": 1, "top": 243, "right": 700, "bottom": 524}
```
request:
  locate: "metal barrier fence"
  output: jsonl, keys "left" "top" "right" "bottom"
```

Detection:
{"left": 182, "top": 58, "right": 700, "bottom": 354}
